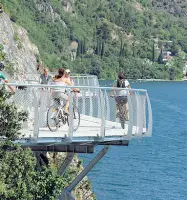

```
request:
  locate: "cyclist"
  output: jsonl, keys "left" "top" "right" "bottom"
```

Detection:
{"left": 110, "top": 72, "right": 131, "bottom": 120}
{"left": 52, "top": 68, "right": 79, "bottom": 114}
{"left": 0, "top": 63, "right": 14, "bottom": 94}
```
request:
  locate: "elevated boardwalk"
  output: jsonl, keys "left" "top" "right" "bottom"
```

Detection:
{"left": 7, "top": 79, "right": 152, "bottom": 149}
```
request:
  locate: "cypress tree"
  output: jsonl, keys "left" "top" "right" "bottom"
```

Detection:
{"left": 152, "top": 41, "right": 155, "bottom": 63}
{"left": 158, "top": 47, "right": 164, "bottom": 64}
{"left": 81, "top": 40, "right": 84, "bottom": 55}
{"left": 119, "top": 38, "right": 123, "bottom": 57}
{"left": 101, "top": 40, "right": 105, "bottom": 58}
{"left": 122, "top": 42, "right": 126, "bottom": 57}
{"left": 95, "top": 38, "right": 101, "bottom": 56}
{"left": 76, "top": 41, "right": 81, "bottom": 57}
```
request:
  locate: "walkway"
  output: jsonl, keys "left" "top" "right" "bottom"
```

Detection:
{"left": 7, "top": 82, "right": 152, "bottom": 147}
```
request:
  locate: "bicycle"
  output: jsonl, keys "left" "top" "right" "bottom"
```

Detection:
{"left": 111, "top": 95, "right": 128, "bottom": 129}
{"left": 47, "top": 92, "right": 80, "bottom": 132}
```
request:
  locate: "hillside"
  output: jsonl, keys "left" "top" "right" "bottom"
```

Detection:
{"left": 1, "top": 0, "right": 187, "bottom": 79}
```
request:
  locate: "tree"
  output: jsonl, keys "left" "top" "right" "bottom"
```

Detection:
{"left": 158, "top": 47, "right": 164, "bottom": 64}
{"left": 170, "top": 41, "right": 180, "bottom": 56}
{"left": 0, "top": 88, "right": 63, "bottom": 200}
{"left": 0, "top": 141, "right": 63, "bottom": 200}
{"left": 152, "top": 41, "right": 155, "bottom": 63}
{"left": 0, "top": 86, "right": 27, "bottom": 140}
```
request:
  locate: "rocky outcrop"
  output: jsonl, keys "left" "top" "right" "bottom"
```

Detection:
{"left": 0, "top": 13, "right": 39, "bottom": 81}
{"left": 61, "top": 0, "right": 74, "bottom": 12}
{"left": 48, "top": 152, "right": 95, "bottom": 200}
{"left": 152, "top": 0, "right": 187, "bottom": 18}
{"left": 34, "top": 0, "right": 59, "bottom": 21}
{"left": 34, "top": 0, "right": 67, "bottom": 27}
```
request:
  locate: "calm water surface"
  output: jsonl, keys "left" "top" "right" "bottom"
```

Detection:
{"left": 80, "top": 81, "right": 187, "bottom": 200}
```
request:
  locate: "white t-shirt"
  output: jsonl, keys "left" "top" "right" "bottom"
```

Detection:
{"left": 52, "top": 81, "right": 67, "bottom": 93}
{"left": 114, "top": 79, "right": 130, "bottom": 96}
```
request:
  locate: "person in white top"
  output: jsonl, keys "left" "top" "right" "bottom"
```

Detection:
{"left": 110, "top": 72, "right": 131, "bottom": 120}
{"left": 52, "top": 68, "right": 79, "bottom": 114}
{"left": 65, "top": 69, "right": 74, "bottom": 85}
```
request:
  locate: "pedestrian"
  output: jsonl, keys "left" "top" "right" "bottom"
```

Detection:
{"left": 39, "top": 68, "right": 52, "bottom": 84}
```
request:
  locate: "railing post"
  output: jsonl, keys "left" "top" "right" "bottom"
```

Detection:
{"left": 33, "top": 88, "right": 39, "bottom": 141}
{"left": 135, "top": 91, "right": 140, "bottom": 136}
{"left": 146, "top": 92, "right": 152, "bottom": 137}
{"left": 105, "top": 90, "right": 110, "bottom": 120}
{"left": 68, "top": 90, "right": 73, "bottom": 141}
{"left": 100, "top": 90, "right": 105, "bottom": 140}
{"left": 82, "top": 90, "right": 86, "bottom": 115}
{"left": 89, "top": 90, "right": 93, "bottom": 116}
{"left": 126, "top": 92, "right": 133, "bottom": 139}
{"left": 97, "top": 90, "right": 101, "bottom": 118}
{"left": 136, "top": 91, "right": 143, "bottom": 136}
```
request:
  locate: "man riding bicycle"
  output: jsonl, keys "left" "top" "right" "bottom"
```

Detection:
{"left": 0, "top": 63, "right": 14, "bottom": 94}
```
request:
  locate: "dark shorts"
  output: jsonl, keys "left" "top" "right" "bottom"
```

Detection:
{"left": 115, "top": 96, "right": 128, "bottom": 104}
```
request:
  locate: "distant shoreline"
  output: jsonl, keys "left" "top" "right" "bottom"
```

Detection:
{"left": 131, "top": 79, "right": 187, "bottom": 82}
{"left": 99, "top": 79, "right": 187, "bottom": 82}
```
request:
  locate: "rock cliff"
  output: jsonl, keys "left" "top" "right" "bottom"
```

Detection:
{"left": 0, "top": 12, "right": 39, "bottom": 81}
{"left": 152, "top": 0, "right": 187, "bottom": 17}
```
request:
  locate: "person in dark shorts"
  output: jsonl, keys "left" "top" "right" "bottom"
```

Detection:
{"left": 110, "top": 72, "right": 131, "bottom": 120}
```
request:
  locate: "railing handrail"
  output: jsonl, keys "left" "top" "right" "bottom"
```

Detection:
{"left": 2, "top": 83, "right": 147, "bottom": 92}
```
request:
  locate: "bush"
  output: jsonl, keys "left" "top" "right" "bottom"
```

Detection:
{"left": 0, "top": 86, "right": 27, "bottom": 140}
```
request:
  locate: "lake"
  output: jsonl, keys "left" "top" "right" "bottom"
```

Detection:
{"left": 81, "top": 81, "right": 187, "bottom": 200}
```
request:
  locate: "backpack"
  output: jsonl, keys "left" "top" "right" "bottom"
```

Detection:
{"left": 117, "top": 79, "right": 126, "bottom": 88}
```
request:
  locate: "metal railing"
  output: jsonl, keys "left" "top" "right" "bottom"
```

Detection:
{"left": 3, "top": 83, "right": 152, "bottom": 143}
{"left": 24, "top": 73, "right": 100, "bottom": 86}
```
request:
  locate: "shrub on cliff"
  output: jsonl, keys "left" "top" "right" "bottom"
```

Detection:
{"left": 0, "top": 86, "right": 27, "bottom": 140}
{"left": 0, "top": 87, "right": 63, "bottom": 200}
{"left": 0, "top": 140, "right": 63, "bottom": 200}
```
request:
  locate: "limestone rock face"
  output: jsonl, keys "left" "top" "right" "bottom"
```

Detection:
{"left": 152, "top": 0, "right": 187, "bottom": 18}
{"left": 0, "top": 13, "right": 39, "bottom": 81}
{"left": 34, "top": 0, "right": 67, "bottom": 27}
{"left": 34, "top": 0, "right": 59, "bottom": 20}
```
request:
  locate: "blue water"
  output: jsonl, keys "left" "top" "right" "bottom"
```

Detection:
{"left": 80, "top": 81, "right": 187, "bottom": 200}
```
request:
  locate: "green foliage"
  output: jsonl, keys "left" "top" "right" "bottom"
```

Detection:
{"left": 0, "top": 140, "right": 36, "bottom": 200}
{"left": 0, "top": 86, "right": 28, "bottom": 140}
{"left": 0, "top": 141, "right": 63, "bottom": 200}
{"left": 32, "top": 167, "right": 63, "bottom": 200}
{"left": 1, "top": 0, "right": 187, "bottom": 79}
{"left": 0, "top": 44, "right": 6, "bottom": 61}
{"left": 168, "top": 56, "right": 184, "bottom": 80}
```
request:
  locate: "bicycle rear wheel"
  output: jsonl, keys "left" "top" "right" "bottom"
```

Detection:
{"left": 68, "top": 106, "right": 80, "bottom": 131}
{"left": 47, "top": 105, "right": 60, "bottom": 132}
{"left": 119, "top": 105, "right": 125, "bottom": 129}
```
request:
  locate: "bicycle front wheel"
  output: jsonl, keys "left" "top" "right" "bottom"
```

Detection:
{"left": 68, "top": 106, "right": 80, "bottom": 131}
{"left": 47, "top": 105, "right": 60, "bottom": 132}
